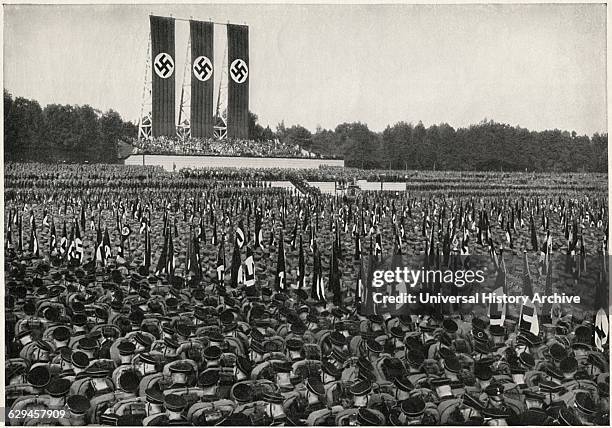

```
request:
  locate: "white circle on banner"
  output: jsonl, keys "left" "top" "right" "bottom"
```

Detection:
{"left": 193, "top": 56, "right": 213, "bottom": 82}
{"left": 154, "top": 52, "right": 174, "bottom": 79}
{"left": 230, "top": 59, "right": 249, "bottom": 83}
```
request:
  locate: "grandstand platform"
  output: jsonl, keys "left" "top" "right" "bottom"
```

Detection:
{"left": 123, "top": 154, "right": 345, "bottom": 170}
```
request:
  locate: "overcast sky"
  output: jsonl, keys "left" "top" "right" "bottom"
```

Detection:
{"left": 3, "top": 3, "right": 607, "bottom": 135}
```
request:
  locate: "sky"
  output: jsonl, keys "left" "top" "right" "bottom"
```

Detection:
{"left": 3, "top": 3, "right": 607, "bottom": 135}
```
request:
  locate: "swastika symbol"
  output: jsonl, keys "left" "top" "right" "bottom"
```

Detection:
{"left": 193, "top": 56, "right": 213, "bottom": 82}
{"left": 154, "top": 52, "right": 174, "bottom": 79}
{"left": 230, "top": 59, "right": 248, "bottom": 83}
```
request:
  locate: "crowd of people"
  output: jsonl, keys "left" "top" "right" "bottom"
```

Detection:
{"left": 129, "top": 137, "right": 310, "bottom": 158}
{"left": 4, "top": 162, "right": 610, "bottom": 426}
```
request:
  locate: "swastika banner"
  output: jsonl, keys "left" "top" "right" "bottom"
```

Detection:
{"left": 190, "top": 20, "right": 214, "bottom": 138}
{"left": 150, "top": 15, "right": 176, "bottom": 137}
{"left": 227, "top": 24, "right": 249, "bottom": 139}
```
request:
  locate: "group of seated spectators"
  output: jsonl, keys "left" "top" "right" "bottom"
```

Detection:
{"left": 129, "top": 137, "right": 311, "bottom": 158}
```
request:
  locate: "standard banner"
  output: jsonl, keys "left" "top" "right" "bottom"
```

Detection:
{"left": 150, "top": 15, "right": 176, "bottom": 137}
{"left": 190, "top": 20, "right": 214, "bottom": 138}
{"left": 227, "top": 24, "right": 249, "bottom": 139}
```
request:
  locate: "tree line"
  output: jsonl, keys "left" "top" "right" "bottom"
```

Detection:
{"left": 5, "top": 90, "right": 607, "bottom": 172}
{"left": 277, "top": 120, "right": 607, "bottom": 172}
{"left": 4, "top": 91, "right": 137, "bottom": 163}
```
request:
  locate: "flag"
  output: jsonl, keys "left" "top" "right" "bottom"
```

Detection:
{"left": 236, "top": 221, "right": 246, "bottom": 249}
{"left": 519, "top": 251, "right": 539, "bottom": 335}
{"left": 42, "top": 209, "right": 50, "bottom": 228}
{"left": 276, "top": 231, "right": 286, "bottom": 291}
{"left": 594, "top": 308, "right": 609, "bottom": 352}
{"left": 354, "top": 233, "right": 362, "bottom": 261}
{"left": 29, "top": 216, "right": 39, "bottom": 257}
{"left": 291, "top": 219, "right": 298, "bottom": 250}
{"left": 520, "top": 301, "right": 540, "bottom": 336}
{"left": 254, "top": 213, "right": 264, "bottom": 250}
{"left": 594, "top": 251, "right": 609, "bottom": 351}
{"left": 329, "top": 240, "right": 341, "bottom": 306}
{"left": 312, "top": 246, "right": 325, "bottom": 302}
{"left": 187, "top": 228, "right": 202, "bottom": 279}
{"left": 68, "top": 221, "right": 84, "bottom": 264}
{"left": 505, "top": 222, "right": 513, "bottom": 249}
{"left": 488, "top": 250, "right": 507, "bottom": 326}
{"left": 154, "top": 228, "right": 168, "bottom": 276}
{"left": 216, "top": 239, "right": 226, "bottom": 286}
{"left": 375, "top": 229, "right": 383, "bottom": 262}
{"left": 59, "top": 222, "right": 68, "bottom": 257}
{"left": 530, "top": 214, "right": 538, "bottom": 251}
{"left": 197, "top": 216, "right": 205, "bottom": 244}
{"left": 80, "top": 204, "right": 86, "bottom": 232}
{"left": 297, "top": 235, "right": 305, "bottom": 288}
{"left": 17, "top": 214, "right": 23, "bottom": 252}
{"left": 166, "top": 226, "right": 175, "bottom": 279}
{"left": 541, "top": 262, "right": 555, "bottom": 323}
{"left": 355, "top": 259, "right": 365, "bottom": 314}
{"left": 6, "top": 210, "right": 12, "bottom": 249}
{"left": 49, "top": 220, "right": 56, "bottom": 253}
{"left": 144, "top": 219, "right": 151, "bottom": 270}
{"left": 230, "top": 235, "right": 242, "bottom": 288}
{"left": 103, "top": 228, "right": 112, "bottom": 261}
{"left": 212, "top": 219, "right": 218, "bottom": 246}
{"left": 244, "top": 246, "right": 255, "bottom": 287}
{"left": 121, "top": 225, "right": 132, "bottom": 242}
{"left": 95, "top": 227, "right": 104, "bottom": 264}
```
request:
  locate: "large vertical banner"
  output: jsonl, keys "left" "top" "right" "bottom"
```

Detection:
{"left": 190, "top": 20, "right": 214, "bottom": 138}
{"left": 150, "top": 16, "right": 176, "bottom": 137}
{"left": 227, "top": 24, "right": 249, "bottom": 139}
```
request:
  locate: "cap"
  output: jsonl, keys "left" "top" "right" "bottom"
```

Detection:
{"left": 204, "top": 345, "right": 222, "bottom": 360}
{"left": 357, "top": 408, "right": 381, "bottom": 425}
{"left": 443, "top": 357, "right": 461, "bottom": 374}
{"left": 285, "top": 338, "right": 303, "bottom": 351}
{"left": 134, "top": 332, "right": 153, "bottom": 348}
{"left": 67, "top": 395, "right": 91, "bottom": 415}
{"left": 322, "top": 361, "right": 342, "bottom": 379}
{"left": 558, "top": 408, "right": 581, "bottom": 426}
{"left": 78, "top": 337, "right": 98, "bottom": 351}
{"left": 490, "top": 325, "right": 506, "bottom": 337}
{"left": 366, "top": 339, "right": 383, "bottom": 354}
{"left": 519, "top": 352, "right": 535, "bottom": 369}
{"left": 169, "top": 361, "right": 193, "bottom": 374}
{"left": 118, "top": 370, "right": 141, "bottom": 393}
{"left": 306, "top": 376, "right": 326, "bottom": 396}
{"left": 442, "top": 319, "right": 458, "bottom": 334}
{"left": 28, "top": 366, "right": 51, "bottom": 388}
{"left": 140, "top": 352, "right": 157, "bottom": 366}
{"left": 262, "top": 391, "right": 285, "bottom": 404}
{"left": 52, "top": 326, "right": 71, "bottom": 342}
{"left": 233, "top": 383, "right": 254, "bottom": 403}
{"left": 394, "top": 376, "right": 414, "bottom": 392}
{"left": 548, "top": 343, "right": 567, "bottom": 362}
{"left": 484, "top": 383, "right": 504, "bottom": 397}
{"left": 349, "top": 379, "right": 372, "bottom": 396}
{"left": 400, "top": 396, "right": 426, "bottom": 417}
{"left": 236, "top": 355, "right": 252, "bottom": 375}
{"left": 559, "top": 357, "right": 578, "bottom": 374}
{"left": 46, "top": 378, "right": 71, "bottom": 397}
{"left": 329, "top": 331, "right": 346, "bottom": 347}
{"left": 117, "top": 341, "right": 136, "bottom": 356}
{"left": 145, "top": 387, "right": 164, "bottom": 404}
{"left": 71, "top": 351, "right": 90, "bottom": 369}
{"left": 575, "top": 391, "right": 596, "bottom": 415}
{"left": 199, "top": 369, "right": 220, "bottom": 387}
{"left": 164, "top": 394, "right": 187, "bottom": 412}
